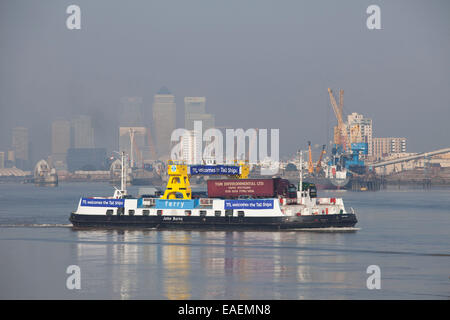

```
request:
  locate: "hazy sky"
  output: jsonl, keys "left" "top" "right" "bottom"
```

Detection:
{"left": 1, "top": 0, "right": 449, "bottom": 161}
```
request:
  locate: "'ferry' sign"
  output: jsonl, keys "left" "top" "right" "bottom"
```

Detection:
{"left": 155, "top": 199, "right": 200, "bottom": 209}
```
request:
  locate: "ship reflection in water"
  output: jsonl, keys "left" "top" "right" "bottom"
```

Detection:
{"left": 73, "top": 229, "right": 358, "bottom": 299}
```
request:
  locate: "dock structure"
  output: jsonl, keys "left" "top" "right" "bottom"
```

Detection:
{"left": 349, "top": 173, "right": 383, "bottom": 191}
{"left": 370, "top": 148, "right": 450, "bottom": 169}
{"left": 368, "top": 147, "right": 450, "bottom": 190}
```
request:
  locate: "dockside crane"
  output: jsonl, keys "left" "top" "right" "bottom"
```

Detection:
{"left": 315, "top": 145, "right": 326, "bottom": 174}
{"left": 308, "top": 141, "right": 314, "bottom": 174}
{"left": 328, "top": 88, "right": 347, "bottom": 151}
{"left": 328, "top": 88, "right": 367, "bottom": 173}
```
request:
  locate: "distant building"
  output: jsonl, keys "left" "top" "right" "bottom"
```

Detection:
{"left": 12, "top": 127, "right": 29, "bottom": 169}
{"left": 152, "top": 87, "right": 176, "bottom": 158}
{"left": 51, "top": 120, "right": 71, "bottom": 166}
{"left": 7, "top": 150, "right": 15, "bottom": 163}
{"left": 346, "top": 112, "right": 373, "bottom": 156}
{"left": 372, "top": 137, "right": 407, "bottom": 160}
{"left": 184, "top": 97, "right": 215, "bottom": 131}
{"left": 0, "top": 151, "right": 4, "bottom": 169}
{"left": 66, "top": 148, "right": 107, "bottom": 172}
{"left": 72, "top": 115, "right": 94, "bottom": 148}
{"left": 179, "top": 130, "right": 202, "bottom": 165}
{"left": 120, "top": 97, "right": 144, "bottom": 127}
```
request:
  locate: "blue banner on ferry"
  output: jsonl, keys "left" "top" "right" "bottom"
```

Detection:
{"left": 80, "top": 198, "right": 125, "bottom": 207}
{"left": 189, "top": 165, "right": 240, "bottom": 175}
{"left": 224, "top": 199, "right": 274, "bottom": 210}
{"left": 155, "top": 199, "right": 200, "bottom": 209}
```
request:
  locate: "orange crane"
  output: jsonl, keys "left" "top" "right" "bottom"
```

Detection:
{"left": 328, "top": 88, "right": 348, "bottom": 151}
{"left": 315, "top": 145, "right": 326, "bottom": 174}
{"left": 308, "top": 141, "right": 314, "bottom": 174}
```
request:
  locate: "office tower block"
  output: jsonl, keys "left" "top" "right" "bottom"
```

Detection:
{"left": 184, "top": 97, "right": 215, "bottom": 131}
{"left": 12, "top": 127, "right": 29, "bottom": 169}
{"left": 51, "top": 120, "right": 71, "bottom": 165}
{"left": 152, "top": 87, "right": 176, "bottom": 158}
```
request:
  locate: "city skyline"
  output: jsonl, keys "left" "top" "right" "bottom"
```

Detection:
{"left": 0, "top": 105, "right": 412, "bottom": 171}
{"left": 1, "top": 1, "right": 449, "bottom": 163}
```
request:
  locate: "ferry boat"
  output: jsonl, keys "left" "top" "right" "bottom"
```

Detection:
{"left": 69, "top": 152, "right": 357, "bottom": 230}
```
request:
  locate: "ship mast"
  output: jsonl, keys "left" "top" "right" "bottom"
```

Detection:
{"left": 121, "top": 151, "right": 127, "bottom": 196}
{"left": 299, "top": 150, "right": 303, "bottom": 194}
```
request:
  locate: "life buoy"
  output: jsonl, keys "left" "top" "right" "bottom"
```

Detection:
{"left": 280, "top": 198, "right": 284, "bottom": 205}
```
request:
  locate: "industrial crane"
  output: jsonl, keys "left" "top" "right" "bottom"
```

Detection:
{"left": 308, "top": 141, "right": 314, "bottom": 174}
{"left": 328, "top": 88, "right": 347, "bottom": 151}
{"left": 327, "top": 88, "right": 367, "bottom": 173}
{"left": 315, "top": 145, "right": 326, "bottom": 174}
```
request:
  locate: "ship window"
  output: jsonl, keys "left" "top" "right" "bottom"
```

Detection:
{"left": 200, "top": 210, "right": 207, "bottom": 217}
{"left": 238, "top": 211, "right": 245, "bottom": 218}
{"left": 117, "top": 208, "right": 124, "bottom": 216}
{"left": 143, "top": 210, "right": 150, "bottom": 216}
{"left": 185, "top": 210, "right": 191, "bottom": 216}
{"left": 214, "top": 210, "right": 221, "bottom": 217}
{"left": 106, "top": 209, "right": 113, "bottom": 216}
{"left": 128, "top": 209, "right": 135, "bottom": 216}
{"left": 157, "top": 210, "right": 163, "bottom": 216}
{"left": 225, "top": 210, "right": 233, "bottom": 217}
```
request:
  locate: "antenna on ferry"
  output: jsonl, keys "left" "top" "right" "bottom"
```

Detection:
{"left": 299, "top": 150, "right": 303, "bottom": 195}
{"left": 121, "top": 151, "right": 127, "bottom": 197}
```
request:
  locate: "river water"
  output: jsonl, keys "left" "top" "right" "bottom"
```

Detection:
{"left": 0, "top": 182, "right": 448, "bottom": 299}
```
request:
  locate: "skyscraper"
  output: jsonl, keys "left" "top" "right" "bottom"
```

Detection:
{"left": 12, "top": 127, "right": 29, "bottom": 169}
{"left": 72, "top": 115, "right": 95, "bottom": 148}
{"left": 152, "top": 87, "right": 176, "bottom": 158}
{"left": 51, "top": 120, "right": 71, "bottom": 165}
{"left": 184, "top": 97, "right": 215, "bottom": 131}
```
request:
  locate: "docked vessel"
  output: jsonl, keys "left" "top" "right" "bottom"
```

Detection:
{"left": 304, "top": 165, "right": 350, "bottom": 190}
{"left": 34, "top": 159, "right": 58, "bottom": 187}
{"left": 70, "top": 152, "right": 357, "bottom": 230}
{"left": 301, "top": 142, "right": 350, "bottom": 190}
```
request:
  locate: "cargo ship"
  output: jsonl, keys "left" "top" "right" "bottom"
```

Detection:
{"left": 69, "top": 153, "right": 357, "bottom": 230}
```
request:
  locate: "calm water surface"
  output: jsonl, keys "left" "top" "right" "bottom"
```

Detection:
{"left": 0, "top": 183, "right": 449, "bottom": 299}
